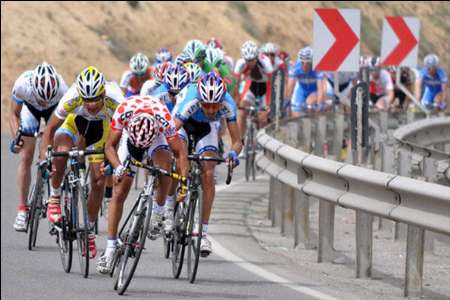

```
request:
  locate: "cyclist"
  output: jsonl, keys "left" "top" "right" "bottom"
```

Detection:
{"left": 173, "top": 72, "right": 242, "bottom": 256}
{"left": 386, "top": 65, "right": 413, "bottom": 111}
{"left": 96, "top": 95, "right": 188, "bottom": 274}
{"left": 206, "top": 37, "right": 234, "bottom": 70}
{"left": 120, "top": 53, "right": 152, "bottom": 97}
{"left": 204, "top": 47, "right": 236, "bottom": 94}
{"left": 39, "top": 66, "right": 124, "bottom": 258}
{"left": 260, "top": 42, "right": 287, "bottom": 72}
{"left": 234, "top": 41, "right": 274, "bottom": 141}
{"left": 415, "top": 54, "right": 448, "bottom": 111}
{"left": 323, "top": 71, "right": 357, "bottom": 109}
{"left": 9, "top": 62, "right": 68, "bottom": 231}
{"left": 152, "top": 47, "right": 173, "bottom": 67}
{"left": 285, "top": 46, "right": 325, "bottom": 117}
{"left": 367, "top": 56, "right": 394, "bottom": 110}
{"left": 140, "top": 61, "right": 173, "bottom": 97}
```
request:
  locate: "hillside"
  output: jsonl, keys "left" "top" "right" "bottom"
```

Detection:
{"left": 1, "top": 1, "right": 449, "bottom": 132}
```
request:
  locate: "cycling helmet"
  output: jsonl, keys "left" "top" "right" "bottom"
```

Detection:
{"left": 175, "top": 52, "right": 192, "bottom": 66}
{"left": 129, "top": 53, "right": 150, "bottom": 75}
{"left": 198, "top": 72, "right": 226, "bottom": 104}
{"left": 298, "top": 46, "right": 313, "bottom": 63}
{"left": 240, "top": 41, "right": 258, "bottom": 60}
{"left": 154, "top": 48, "right": 172, "bottom": 64}
{"left": 278, "top": 50, "right": 290, "bottom": 63}
{"left": 184, "top": 62, "right": 203, "bottom": 83}
{"left": 127, "top": 112, "right": 159, "bottom": 148}
{"left": 206, "top": 37, "right": 223, "bottom": 50}
{"left": 164, "top": 65, "right": 190, "bottom": 93}
{"left": 184, "top": 39, "right": 206, "bottom": 62}
{"left": 368, "top": 56, "right": 381, "bottom": 71}
{"left": 152, "top": 62, "right": 172, "bottom": 84}
{"left": 31, "top": 62, "right": 60, "bottom": 103}
{"left": 424, "top": 54, "right": 439, "bottom": 68}
{"left": 205, "top": 47, "right": 224, "bottom": 67}
{"left": 261, "top": 42, "right": 278, "bottom": 55}
{"left": 76, "top": 66, "right": 105, "bottom": 100}
{"left": 359, "top": 55, "right": 370, "bottom": 67}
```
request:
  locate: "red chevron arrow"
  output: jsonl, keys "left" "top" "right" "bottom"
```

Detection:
{"left": 315, "top": 8, "right": 359, "bottom": 71}
{"left": 382, "top": 16, "right": 418, "bottom": 66}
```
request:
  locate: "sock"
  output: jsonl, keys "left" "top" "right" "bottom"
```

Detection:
{"left": 165, "top": 195, "right": 175, "bottom": 210}
{"left": 104, "top": 186, "right": 113, "bottom": 198}
{"left": 18, "top": 204, "right": 29, "bottom": 212}
{"left": 153, "top": 202, "right": 165, "bottom": 214}
{"left": 89, "top": 221, "right": 96, "bottom": 231}
{"left": 50, "top": 186, "right": 61, "bottom": 198}
{"left": 202, "top": 223, "right": 208, "bottom": 237}
{"left": 105, "top": 239, "right": 118, "bottom": 257}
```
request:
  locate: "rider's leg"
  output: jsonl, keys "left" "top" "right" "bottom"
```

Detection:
{"left": 87, "top": 162, "right": 105, "bottom": 226}
{"left": 237, "top": 102, "right": 249, "bottom": 143}
{"left": 107, "top": 176, "right": 133, "bottom": 239}
{"left": 17, "top": 136, "right": 37, "bottom": 208}
{"left": 200, "top": 152, "right": 218, "bottom": 228}
{"left": 152, "top": 149, "right": 172, "bottom": 206}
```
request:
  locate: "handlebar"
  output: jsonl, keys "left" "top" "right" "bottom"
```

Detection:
{"left": 187, "top": 154, "right": 233, "bottom": 185}
{"left": 128, "top": 158, "right": 187, "bottom": 184}
{"left": 49, "top": 148, "right": 104, "bottom": 158}
{"left": 13, "top": 126, "right": 42, "bottom": 147}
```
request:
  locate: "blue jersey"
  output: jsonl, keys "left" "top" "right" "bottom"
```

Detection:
{"left": 289, "top": 62, "right": 324, "bottom": 94}
{"left": 174, "top": 84, "right": 237, "bottom": 123}
{"left": 419, "top": 67, "right": 448, "bottom": 94}
{"left": 151, "top": 84, "right": 175, "bottom": 112}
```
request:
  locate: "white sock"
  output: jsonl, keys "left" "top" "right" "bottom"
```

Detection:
{"left": 153, "top": 202, "right": 165, "bottom": 214}
{"left": 89, "top": 221, "right": 96, "bottom": 231}
{"left": 165, "top": 195, "right": 175, "bottom": 210}
{"left": 50, "top": 186, "right": 61, "bottom": 198}
{"left": 105, "top": 239, "right": 117, "bottom": 257}
{"left": 202, "top": 224, "right": 208, "bottom": 237}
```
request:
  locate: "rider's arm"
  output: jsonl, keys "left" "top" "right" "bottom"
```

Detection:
{"left": 168, "top": 135, "right": 189, "bottom": 178}
{"left": 415, "top": 76, "right": 423, "bottom": 102}
{"left": 285, "top": 77, "right": 296, "bottom": 100}
{"left": 174, "top": 117, "right": 184, "bottom": 131}
{"left": 316, "top": 78, "right": 325, "bottom": 105}
{"left": 442, "top": 83, "right": 448, "bottom": 104}
{"left": 226, "top": 121, "right": 243, "bottom": 155}
{"left": 9, "top": 101, "right": 22, "bottom": 139}
{"left": 105, "top": 128, "right": 123, "bottom": 169}
{"left": 39, "top": 114, "right": 65, "bottom": 160}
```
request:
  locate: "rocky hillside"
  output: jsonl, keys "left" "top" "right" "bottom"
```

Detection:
{"left": 1, "top": 1, "right": 449, "bottom": 132}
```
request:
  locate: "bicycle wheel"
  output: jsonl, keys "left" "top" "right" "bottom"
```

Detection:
{"left": 27, "top": 181, "right": 41, "bottom": 250}
{"left": 115, "top": 190, "right": 153, "bottom": 295}
{"left": 163, "top": 230, "right": 172, "bottom": 259}
{"left": 73, "top": 184, "right": 89, "bottom": 278}
{"left": 171, "top": 201, "right": 187, "bottom": 278}
{"left": 244, "top": 124, "right": 253, "bottom": 182}
{"left": 187, "top": 189, "right": 203, "bottom": 283}
{"left": 249, "top": 124, "right": 256, "bottom": 181}
{"left": 58, "top": 178, "right": 73, "bottom": 273}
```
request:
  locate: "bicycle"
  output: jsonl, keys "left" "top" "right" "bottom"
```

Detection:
{"left": 47, "top": 146, "right": 103, "bottom": 278}
{"left": 169, "top": 151, "right": 232, "bottom": 284}
{"left": 111, "top": 157, "right": 185, "bottom": 295}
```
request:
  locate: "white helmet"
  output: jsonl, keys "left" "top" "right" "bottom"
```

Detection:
{"left": 240, "top": 41, "right": 258, "bottom": 60}
{"left": 76, "top": 66, "right": 105, "bottom": 100}
{"left": 184, "top": 62, "right": 203, "bottom": 83}
{"left": 31, "top": 62, "right": 60, "bottom": 103}
{"left": 298, "top": 47, "right": 313, "bottom": 63}
{"left": 261, "top": 42, "right": 278, "bottom": 55}
{"left": 197, "top": 72, "right": 226, "bottom": 104}
{"left": 424, "top": 54, "right": 439, "bottom": 68}
{"left": 127, "top": 111, "right": 159, "bottom": 148}
{"left": 129, "top": 53, "right": 149, "bottom": 75}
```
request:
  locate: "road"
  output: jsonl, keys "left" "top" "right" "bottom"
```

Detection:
{"left": 1, "top": 135, "right": 342, "bottom": 300}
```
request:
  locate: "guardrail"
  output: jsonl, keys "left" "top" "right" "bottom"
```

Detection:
{"left": 256, "top": 112, "right": 450, "bottom": 297}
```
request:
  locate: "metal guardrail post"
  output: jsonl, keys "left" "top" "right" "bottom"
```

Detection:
{"left": 356, "top": 210, "right": 373, "bottom": 278}
{"left": 272, "top": 179, "right": 283, "bottom": 229}
{"left": 315, "top": 115, "right": 327, "bottom": 156}
{"left": 394, "top": 148, "right": 411, "bottom": 240}
{"left": 332, "top": 113, "right": 345, "bottom": 160}
{"left": 280, "top": 182, "right": 288, "bottom": 236}
{"left": 404, "top": 225, "right": 425, "bottom": 297}
{"left": 293, "top": 188, "right": 312, "bottom": 249}
{"left": 298, "top": 118, "right": 312, "bottom": 152}
{"left": 268, "top": 176, "right": 276, "bottom": 222}
{"left": 318, "top": 200, "right": 335, "bottom": 263}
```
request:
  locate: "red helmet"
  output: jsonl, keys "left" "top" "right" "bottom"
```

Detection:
{"left": 206, "top": 37, "right": 223, "bottom": 50}
{"left": 152, "top": 62, "right": 172, "bottom": 84}
{"left": 127, "top": 112, "right": 159, "bottom": 148}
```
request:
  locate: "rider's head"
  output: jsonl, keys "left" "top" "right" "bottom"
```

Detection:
{"left": 152, "top": 62, "right": 173, "bottom": 85}
{"left": 127, "top": 111, "right": 159, "bottom": 149}
{"left": 298, "top": 46, "right": 313, "bottom": 72}
{"left": 154, "top": 48, "right": 172, "bottom": 64}
{"left": 241, "top": 41, "right": 258, "bottom": 67}
{"left": 261, "top": 42, "right": 278, "bottom": 63}
{"left": 129, "top": 53, "right": 150, "bottom": 76}
{"left": 368, "top": 56, "right": 381, "bottom": 78}
{"left": 184, "top": 39, "right": 207, "bottom": 65}
{"left": 31, "top": 62, "right": 60, "bottom": 105}
{"left": 197, "top": 72, "right": 226, "bottom": 118}
{"left": 164, "top": 64, "right": 190, "bottom": 96}
{"left": 76, "top": 66, "right": 106, "bottom": 114}
{"left": 184, "top": 62, "right": 203, "bottom": 83}
{"left": 204, "top": 47, "right": 224, "bottom": 71}
{"left": 424, "top": 54, "right": 439, "bottom": 75}
{"left": 206, "top": 37, "right": 223, "bottom": 50}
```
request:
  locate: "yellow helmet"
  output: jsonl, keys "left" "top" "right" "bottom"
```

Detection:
{"left": 76, "top": 66, "right": 105, "bottom": 99}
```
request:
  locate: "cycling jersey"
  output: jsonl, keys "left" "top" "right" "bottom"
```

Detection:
{"left": 55, "top": 81, "right": 124, "bottom": 121}
{"left": 418, "top": 67, "right": 448, "bottom": 95}
{"left": 149, "top": 84, "right": 188, "bottom": 112}
{"left": 203, "top": 60, "right": 236, "bottom": 93}
{"left": 119, "top": 68, "right": 153, "bottom": 96}
{"left": 140, "top": 79, "right": 163, "bottom": 97}
{"left": 289, "top": 62, "right": 324, "bottom": 112}
{"left": 12, "top": 70, "right": 68, "bottom": 135}
{"left": 324, "top": 72, "right": 357, "bottom": 102}
{"left": 173, "top": 84, "right": 237, "bottom": 124}
{"left": 369, "top": 69, "right": 394, "bottom": 97}
{"left": 234, "top": 54, "right": 274, "bottom": 83}
{"left": 110, "top": 96, "right": 178, "bottom": 142}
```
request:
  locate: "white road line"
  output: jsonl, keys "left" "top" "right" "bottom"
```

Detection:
{"left": 210, "top": 175, "right": 341, "bottom": 300}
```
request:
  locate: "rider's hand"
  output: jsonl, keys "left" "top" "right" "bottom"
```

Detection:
{"left": 176, "top": 182, "right": 188, "bottom": 203}
{"left": 38, "top": 160, "right": 51, "bottom": 179}
{"left": 9, "top": 139, "right": 22, "bottom": 154}
{"left": 100, "top": 162, "right": 113, "bottom": 176}
{"left": 113, "top": 165, "right": 127, "bottom": 184}
{"left": 225, "top": 150, "right": 240, "bottom": 168}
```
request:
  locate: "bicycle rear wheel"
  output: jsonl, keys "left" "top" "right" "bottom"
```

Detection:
{"left": 115, "top": 192, "right": 153, "bottom": 295}
{"left": 187, "top": 190, "right": 203, "bottom": 283}
{"left": 73, "top": 185, "right": 89, "bottom": 278}
{"left": 249, "top": 124, "right": 256, "bottom": 181}
{"left": 171, "top": 201, "right": 187, "bottom": 278}
{"left": 27, "top": 182, "right": 41, "bottom": 250}
{"left": 58, "top": 178, "right": 73, "bottom": 273}
{"left": 245, "top": 123, "right": 254, "bottom": 182}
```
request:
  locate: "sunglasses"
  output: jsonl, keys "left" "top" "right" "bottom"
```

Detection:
{"left": 201, "top": 103, "right": 221, "bottom": 110}
{"left": 82, "top": 95, "right": 104, "bottom": 103}
{"left": 245, "top": 58, "right": 257, "bottom": 63}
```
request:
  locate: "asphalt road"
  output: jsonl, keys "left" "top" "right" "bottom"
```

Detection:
{"left": 1, "top": 135, "right": 342, "bottom": 300}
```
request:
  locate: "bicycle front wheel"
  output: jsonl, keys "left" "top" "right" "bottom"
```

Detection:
{"left": 73, "top": 184, "right": 89, "bottom": 278}
{"left": 187, "top": 190, "right": 203, "bottom": 283}
{"left": 171, "top": 201, "right": 187, "bottom": 278}
{"left": 58, "top": 178, "right": 73, "bottom": 273}
{"left": 27, "top": 182, "right": 41, "bottom": 250}
{"left": 115, "top": 192, "right": 153, "bottom": 295}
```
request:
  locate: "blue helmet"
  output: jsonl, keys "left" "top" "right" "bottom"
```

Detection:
{"left": 155, "top": 48, "right": 172, "bottom": 64}
{"left": 197, "top": 72, "right": 226, "bottom": 104}
{"left": 164, "top": 65, "right": 190, "bottom": 93}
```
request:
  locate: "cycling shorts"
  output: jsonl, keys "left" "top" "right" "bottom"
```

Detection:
{"left": 55, "top": 114, "right": 108, "bottom": 163}
{"left": 117, "top": 130, "right": 170, "bottom": 177}
{"left": 240, "top": 80, "right": 271, "bottom": 109}
{"left": 178, "top": 118, "right": 219, "bottom": 155}
{"left": 20, "top": 102, "right": 57, "bottom": 135}
{"left": 421, "top": 88, "right": 442, "bottom": 106}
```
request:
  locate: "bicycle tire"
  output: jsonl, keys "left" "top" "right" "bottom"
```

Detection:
{"left": 171, "top": 201, "right": 187, "bottom": 278}
{"left": 115, "top": 187, "right": 153, "bottom": 295}
{"left": 187, "top": 189, "right": 203, "bottom": 283}
{"left": 249, "top": 124, "right": 256, "bottom": 181}
{"left": 58, "top": 178, "right": 73, "bottom": 273}
{"left": 74, "top": 184, "right": 89, "bottom": 278}
{"left": 27, "top": 183, "right": 39, "bottom": 250}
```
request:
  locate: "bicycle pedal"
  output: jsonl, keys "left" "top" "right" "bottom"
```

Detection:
{"left": 49, "top": 226, "right": 58, "bottom": 236}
